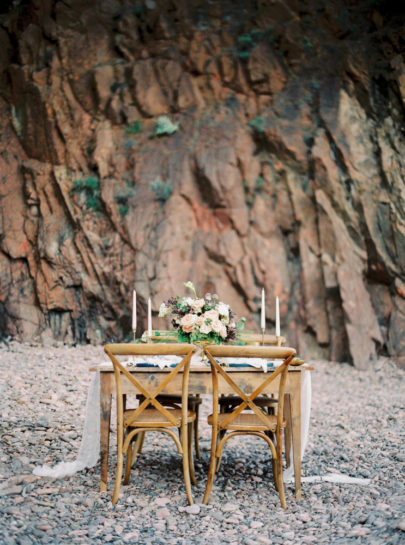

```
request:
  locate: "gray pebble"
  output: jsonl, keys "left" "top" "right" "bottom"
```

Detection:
{"left": 0, "top": 343, "right": 404, "bottom": 545}
{"left": 184, "top": 504, "right": 201, "bottom": 515}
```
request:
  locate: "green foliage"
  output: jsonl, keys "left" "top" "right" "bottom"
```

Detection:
{"left": 237, "top": 34, "right": 254, "bottom": 47}
{"left": 256, "top": 176, "right": 264, "bottom": 190}
{"left": 115, "top": 188, "right": 134, "bottom": 216}
{"left": 125, "top": 120, "right": 143, "bottom": 134}
{"left": 235, "top": 25, "right": 277, "bottom": 60}
{"left": 119, "top": 205, "right": 129, "bottom": 217}
{"left": 248, "top": 116, "right": 266, "bottom": 133}
{"left": 303, "top": 36, "right": 313, "bottom": 51}
{"left": 151, "top": 178, "right": 172, "bottom": 202}
{"left": 152, "top": 116, "right": 179, "bottom": 137}
{"left": 72, "top": 176, "right": 102, "bottom": 212}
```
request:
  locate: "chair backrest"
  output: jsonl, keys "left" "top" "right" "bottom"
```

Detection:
{"left": 204, "top": 345, "right": 296, "bottom": 429}
{"left": 104, "top": 343, "right": 196, "bottom": 427}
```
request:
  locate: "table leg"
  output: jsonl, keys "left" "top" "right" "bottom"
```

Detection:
{"left": 100, "top": 374, "right": 112, "bottom": 492}
{"left": 289, "top": 374, "right": 302, "bottom": 500}
{"left": 284, "top": 393, "right": 292, "bottom": 469}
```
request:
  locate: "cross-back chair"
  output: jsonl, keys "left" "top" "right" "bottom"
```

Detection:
{"left": 135, "top": 330, "right": 202, "bottom": 459}
{"left": 104, "top": 343, "right": 197, "bottom": 505}
{"left": 202, "top": 344, "right": 297, "bottom": 509}
{"left": 218, "top": 332, "right": 291, "bottom": 465}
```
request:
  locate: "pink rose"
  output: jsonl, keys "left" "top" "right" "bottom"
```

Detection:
{"left": 199, "top": 322, "right": 212, "bottom": 334}
{"left": 203, "top": 309, "right": 219, "bottom": 322}
{"left": 180, "top": 313, "right": 197, "bottom": 333}
{"left": 195, "top": 315, "right": 204, "bottom": 326}
{"left": 211, "top": 319, "right": 227, "bottom": 338}
{"left": 190, "top": 298, "right": 205, "bottom": 311}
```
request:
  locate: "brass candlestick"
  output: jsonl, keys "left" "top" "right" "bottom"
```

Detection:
{"left": 276, "top": 335, "right": 281, "bottom": 347}
{"left": 261, "top": 328, "right": 265, "bottom": 346}
{"left": 132, "top": 328, "right": 137, "bottom": 343}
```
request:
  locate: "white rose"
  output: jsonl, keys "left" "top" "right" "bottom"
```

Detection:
{"left": 199, "top": 322, "right": 212, "bottom": 334}
{"left": 203, "top": 309, "right": 219, "bottom": 322}
{"left": 158, "top": 303, "right": 170, "bottom": 317}
{"left": 217, "top": 302, "right": 229, "bottom": 318}
{"left": 190, "top": 298, "right": 205, "bottom": 311}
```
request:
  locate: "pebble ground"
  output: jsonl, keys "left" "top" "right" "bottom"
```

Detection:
{"left": 0, "top": 341, "right": 404, "bottom": 545}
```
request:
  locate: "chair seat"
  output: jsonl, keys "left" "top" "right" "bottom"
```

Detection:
{"left": 208, "top": 412, "right": 286, "bottom": 432}
{"left": 124, "top": 408, "right": 196, "bottom": 428}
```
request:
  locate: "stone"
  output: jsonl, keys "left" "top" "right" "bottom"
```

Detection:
{"left": 0, "top": 486, "right": 23, "bottom": 496}
{"left": 184, "top": 504, "right": 201, "bottom": 515}
{"left": 0, "top": 0, "right": 403, "bottom": 368}
{"left": 397, "top": 519, "right": 405, "bottom": 532}
{"left": 222, "top": 502, "right": 239, "bottom": 512}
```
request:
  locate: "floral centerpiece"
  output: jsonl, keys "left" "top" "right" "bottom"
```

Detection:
{"left": 158, "top": 281, "right": 244, "bottom": 344}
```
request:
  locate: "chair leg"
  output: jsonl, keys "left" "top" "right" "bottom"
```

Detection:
{"left": 181, "top": 424, "right": 194, "bottom": 505}
{"left": 112, "top": 445, "right": 124, "bottom": 504}
{"left": 275, "top": 430, "right": 286, "bottom": 509}
{"left": 188, "top": 422, "right": 197, "bottom": 485}
{"left": 203, "top": 427, "right": 218, "bottom": 504}
{"left": 194, "top": 401, "right": 201, "bottom": 459}
{"left": 215, "top": 430, "right": 224, "bottom": 473}
{"left": 272, "top": 457, "right": 279, "bottom": 492}
{"left": 123, "top": 441, "right": 133, "bottom": 485}
{"left": 132, "top": 431, "right": 145, "bottom": 460}
{"left": 276, "top": 456, "right": 286, "bottom": 509}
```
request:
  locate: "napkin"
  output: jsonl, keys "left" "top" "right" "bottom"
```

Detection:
{"left": 218, "top": 358, "right": 284, "bottom": 372}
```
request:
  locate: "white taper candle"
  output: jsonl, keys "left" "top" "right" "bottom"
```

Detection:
{"left": 276, "top": 296, "right": 280, "bottom": 337}
{"left": 148, "top": 297, "right": 152, "bottom": 337}
{"left": 261, "top": 288, "right": 265, "bottom": 329}
{"left": 132, "top": 290, "right": 137, "bottom": 330}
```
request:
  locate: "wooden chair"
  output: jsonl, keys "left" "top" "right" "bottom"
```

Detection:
{"left": 134, "top": 393, "right": 202, "bottom": 459}
{"left": 136, "top": 330, "right": 202, "bottom": 459}
{"left": 219, "top": 332, "right": 291, "bottom": 465}
{"left": 202, "top": 344, "right": 298, "bottom": 509}
{"left": 104, "top": 343, "right": 197, "bottom": 505}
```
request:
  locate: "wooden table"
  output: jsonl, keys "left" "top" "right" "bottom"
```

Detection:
{"left": 96, "top": 364, "right": 310, "bottom": 500}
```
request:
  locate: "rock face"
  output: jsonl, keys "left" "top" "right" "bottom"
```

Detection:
{"left": 0, "top": 0, "right": 404, "bottom": 367}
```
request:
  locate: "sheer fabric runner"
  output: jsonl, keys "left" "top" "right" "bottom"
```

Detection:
{"left": 33, "top": 371, "right": 100, "bottom": 479}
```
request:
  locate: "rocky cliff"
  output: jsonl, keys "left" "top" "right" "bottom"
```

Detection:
{"left": 0, "top": 0, "right": 404, "bottom": 367}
